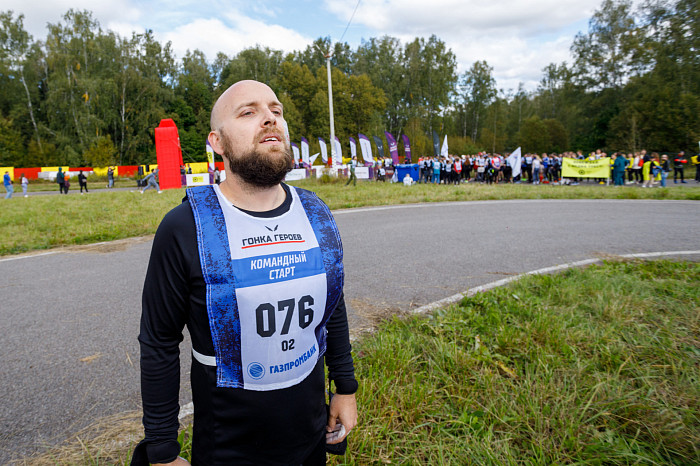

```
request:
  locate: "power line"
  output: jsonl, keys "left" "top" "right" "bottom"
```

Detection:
{"left": 338, "top": 0, "right": 361, "bottom": 44}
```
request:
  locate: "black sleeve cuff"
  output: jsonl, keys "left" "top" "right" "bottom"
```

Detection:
{"left": 146, "top": 439, "right": 181, "bottom": 464}
{"left": 333, "top": 377, "right": 358, "bottom": 395}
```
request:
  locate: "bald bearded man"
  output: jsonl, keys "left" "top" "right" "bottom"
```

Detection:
{"left": 132, "top": 80, "right": 357, "bottom": 466}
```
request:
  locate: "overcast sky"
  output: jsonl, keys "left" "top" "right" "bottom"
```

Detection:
{"left": 5, "top": 0, "right": 623, "bottom": 92}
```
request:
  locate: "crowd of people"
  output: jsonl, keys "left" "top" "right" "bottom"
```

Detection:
{"left": 3, "top": 149, "right": 698, "bottom": 200}
{"left": 397, "top": 150, "right": 700, "bottom": 186}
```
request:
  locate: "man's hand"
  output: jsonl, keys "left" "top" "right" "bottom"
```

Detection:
{"left": 154, "top": 456, "right": 190, "bottom": 466}
{"left": 326, "top": 393, "right": 357, "bottom": 444}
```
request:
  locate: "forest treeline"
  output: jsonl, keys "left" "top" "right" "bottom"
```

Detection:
{"left": 0, "top": 0, "right": 697, "bottom": 168}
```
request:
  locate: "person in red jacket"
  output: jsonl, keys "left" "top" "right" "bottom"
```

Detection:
{"left": 673, "top": 151, "right": 687, "bottom": 184}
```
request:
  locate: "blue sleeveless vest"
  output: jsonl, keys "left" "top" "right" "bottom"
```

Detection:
{"left": 187, "top": 185, "right": 344, "bottom": 390}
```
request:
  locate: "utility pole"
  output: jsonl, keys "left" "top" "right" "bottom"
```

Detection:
{"left": 325, "top": 52, "right": 336, "bottom": 167}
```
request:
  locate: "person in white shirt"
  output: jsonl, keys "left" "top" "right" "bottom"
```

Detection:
{"left": 21, "top": 173, "right": 29, "bottom": 197}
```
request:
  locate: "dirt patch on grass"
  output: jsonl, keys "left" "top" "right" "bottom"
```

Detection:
{"left": 348, "top": 298, "right": 410, "bottom": 340}
{"left": 13, "top": 411, "right": 144, "bottom": 466}
{"left": 67, "top": 236, "right": 154, "bottom": 254}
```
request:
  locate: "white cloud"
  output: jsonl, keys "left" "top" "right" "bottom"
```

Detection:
{"left": 156, "top": 14, "right": 312, "bottom": 60}
{"left": 3, "top": 0, "right": 141, "bottom": 39}
{"left": 323, "top": 0, "right": 606, "bottom": 90}
{"left": 326, "top": 0, "right": 599, "bottom": 36}
{"left": 7, "top": 1, "right": 313, "bottom": 62}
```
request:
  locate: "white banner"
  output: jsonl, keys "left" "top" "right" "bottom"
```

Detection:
{"left": 359, "top": 136, "right": 374, "bottom": 164}
{"left": 319, "top": 138, "right": 328, "bottom": 163}
{"left": 333, "top": 136, "right": 343, "bottom": 166}
{"left": 350, "top": 138, "right": 357, "bottom": 159}
{"left": 291, "top": 144, "right": 300, "bottom": 165}
{"left": 355, "top": 166, "right": 370, "bottom": 179}
{"left": 186, "top": 173, "right": 209, "bottom": 186}
{"left": 441, "top": 135, "right": 448, "bottom": 157}
{"left": 301, "top": 138, "right": 310, "bottom": 166}
{"left": 284, "top": 168, "right": 307, "bottom": 181}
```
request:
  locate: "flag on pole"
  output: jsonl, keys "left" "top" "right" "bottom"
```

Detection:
{"left": 385, "top": 132, "right": 399, "bottom": 166}
{"left": 333, "top": 136, "right": 343, "bottom": 166}
{"left": 349, "top": 137, "right": 357, "bottom": 159}
{"left": 301, "top": 137, "right": 310, "bottom": 167}
{"left": 507, "top": 147, "right": 522, "bottom": 178}
{"left": 432, "top": 130, "right": 440, "bottom": 156}
{"left": 291, "top": 142, "right": 300, "bottom": 166}
{"left": 402, "top": 134, "right": 411, "bottom": 163}
{"left": 373, "top": 135, "right": 385, "bottom": 159}
{"left": 440, "top": 135, "right": 448, "bottom": 157}
{"left": 309, "top": 153, "right": 320, "bottom": 165}
{"left": 319, "top": 137, "right": 328, "bottom": 164}
{"left": 359, "top": 134, "right": 373, "bottom": 165}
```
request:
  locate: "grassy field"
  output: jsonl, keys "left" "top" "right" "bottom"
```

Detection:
{"left": 25, "top": 259, "right": 699, "bottom": 465}
{"left": 2, "top": 178, "right": 699, "bottom": 256}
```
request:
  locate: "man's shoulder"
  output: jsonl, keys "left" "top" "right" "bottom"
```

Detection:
{"left": 156, "top": 198, "right": 195, "bottom": 238}
{"left": 290, "top": 185, "right": 321, "bottom": 204}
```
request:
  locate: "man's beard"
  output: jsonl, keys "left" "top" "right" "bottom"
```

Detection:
{"left": 220, "top": 130, "right": 294, "bottom": 188}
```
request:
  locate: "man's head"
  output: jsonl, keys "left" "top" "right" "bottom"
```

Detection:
{"left": 208, "top": 80, "right": 293, "bottom": 188}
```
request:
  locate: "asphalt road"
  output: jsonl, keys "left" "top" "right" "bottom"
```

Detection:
{"left": 1, "top": 199, "right": 698, "bottom": 462}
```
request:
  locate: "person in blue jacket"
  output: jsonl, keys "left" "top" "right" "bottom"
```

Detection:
{"left": 3, "top": 171, "right": 13, "bottom": 199}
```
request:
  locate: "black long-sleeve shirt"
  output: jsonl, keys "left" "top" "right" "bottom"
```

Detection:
{"left": 137, "top": 185, "right": 356, "bottom": 465}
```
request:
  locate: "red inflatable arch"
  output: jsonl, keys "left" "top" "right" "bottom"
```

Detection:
{"left": 155, "top": 119, "right": 184, "bottom": 190}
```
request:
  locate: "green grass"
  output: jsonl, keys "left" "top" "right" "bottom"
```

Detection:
{"left": 327, "top": 259, "right": 699, "bottom": 465}
{"left": 1, "top": 179, "right": 699, "bottom": 256}
{"left": 25, "top": 259, "right": 699, "bottom": 464}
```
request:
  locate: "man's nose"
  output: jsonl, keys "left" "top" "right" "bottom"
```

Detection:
{"left": 262, "top": 108, "right": 277, "bottom": 127}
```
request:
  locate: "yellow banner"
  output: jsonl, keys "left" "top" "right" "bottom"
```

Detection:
{"left": 139, "top": 164, "right": 158, "bottom": 174}
{"left": 186, "top": 162, "right": 209, "bottom": 174}
{"left": 93, "top": 166, "right": 119, "bottom": 177}
{"left": 562, "top": 158, "right": 611, "bottom": 178}
{"left": 0, "top": 167, "right": 14, "bottom": 181}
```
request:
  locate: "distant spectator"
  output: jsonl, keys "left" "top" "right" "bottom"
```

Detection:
{"left": 660, "top": 154, "right": 670, "bottom": 187}
{"left": 64, "top": 173, "right": 71, "bottom": 193}
{"left": 612, "top": 153, "right": 627, "bottom": 186}
{"left": 403, "top": 173, "right": 414, "bottom": 186}
{"left": 78, "top": 170, "right": 89, "bottom": 194}
{"left": 673, "top": 151, "right": 687, "bottom": 184}
{"left": 345, "top": 156, "right": 357, "bottom": 187}
{"left": 532, "top": 156, "right": 541, "bottom": 185}
{"left": 3, "top": 171, "right": 13, "bottom": 199}
{"left": 57, "top": 167, "right": 66, "bottom": 194}
{"left": 21, "top": 173, "right": 28, "bottom": 197}
{"left": 107, "top": 167, "right": 115, "bottom": 188}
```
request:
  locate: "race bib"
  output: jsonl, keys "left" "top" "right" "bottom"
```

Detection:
{"left": 187, "top": 185, "right": 343, "bottom": 391}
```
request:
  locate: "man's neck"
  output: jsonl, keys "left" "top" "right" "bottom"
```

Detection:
{"left": 218, "top": 173, "right": 286, "bottom": 212}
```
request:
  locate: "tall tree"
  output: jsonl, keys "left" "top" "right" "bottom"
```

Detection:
{"left": 571, "top": 0, "right": 640, "bottom": 89}
{"left": 459, "top": 60, "right": 496, "bottom": 142}
{"left": 0, "top": 11, "right": 42, "bottom": 151}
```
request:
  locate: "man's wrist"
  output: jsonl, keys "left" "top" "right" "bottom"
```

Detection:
{"left": 333, "top": 378, "right": 358, "bottom": 395}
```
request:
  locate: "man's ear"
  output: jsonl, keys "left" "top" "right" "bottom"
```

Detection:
{"left": 208, "top": 131, "right": 224, "bottom": 155}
